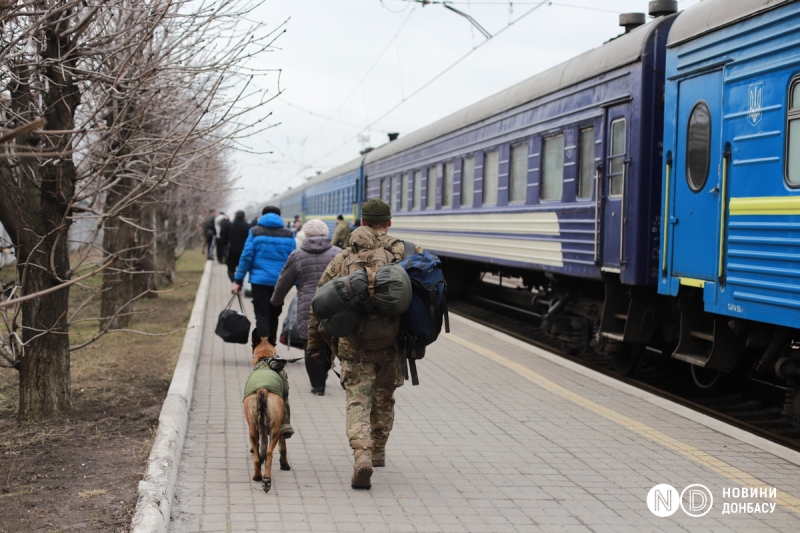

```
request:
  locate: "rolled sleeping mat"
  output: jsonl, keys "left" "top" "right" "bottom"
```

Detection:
{"left": 311, "top": 264, "right": 412, "bottom": 337}
{"left": 311, "top": 270, "right": 369, "bottom": 319}
{"left": 320, "top": 308, "right": 360, "bottom": 337}
{"left": 372, "top": 263, "right": 412, "bottom": 316}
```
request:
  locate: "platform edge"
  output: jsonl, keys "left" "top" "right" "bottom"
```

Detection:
{"left": 129, "top": 260, "right": 214, "bottom": 533}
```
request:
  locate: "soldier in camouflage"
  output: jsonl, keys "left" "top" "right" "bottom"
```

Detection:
{"left": 307, "top": 198, "right": 422, "bottom": 489}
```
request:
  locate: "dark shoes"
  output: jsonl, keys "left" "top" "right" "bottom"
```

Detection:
{"left": 311, "top": 387, "right": 325, "bottom": 396}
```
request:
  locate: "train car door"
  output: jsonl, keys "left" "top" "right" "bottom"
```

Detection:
{"left": 669, "top": 70, "right": 723, "bottom": 281}
{"left": 602, "top": 105, "right": 629, "bottom": 269}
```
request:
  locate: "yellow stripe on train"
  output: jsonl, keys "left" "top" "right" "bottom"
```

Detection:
{"left": 729, "top": 196, "right": 800, "bottom": 216}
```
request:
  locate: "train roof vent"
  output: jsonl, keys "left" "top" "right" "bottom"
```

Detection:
{"left": 649, "top": 0, "right": 678, "bottom": 17}
{"left": 619, "top": 12, "right": 646, "bottom": 33}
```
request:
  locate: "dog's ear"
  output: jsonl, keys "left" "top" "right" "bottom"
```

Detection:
{"left": 251, "top": 328, "right": 261, "bottom": 349}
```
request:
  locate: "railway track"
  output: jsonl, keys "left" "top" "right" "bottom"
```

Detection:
{"left": 449, "top": 292, "right": 800, "bottom": 453}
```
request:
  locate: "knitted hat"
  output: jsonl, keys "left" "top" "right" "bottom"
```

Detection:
{"left": 303, "top": 219, "right": 329, "bottom": 238}
{"left": 361, "top": 198, "right": 391, "bottom": 222}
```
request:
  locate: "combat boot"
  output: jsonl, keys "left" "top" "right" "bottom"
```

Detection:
{"left": 372, "top": 438, "right": 387, "bottom": 467}
{"left": 350, "top": 439, "right": 373, "bottom": 489}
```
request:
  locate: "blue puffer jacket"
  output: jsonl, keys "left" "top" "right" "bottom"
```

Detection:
{"left": 234, "top": 213, "right": 296, "bottom": 286}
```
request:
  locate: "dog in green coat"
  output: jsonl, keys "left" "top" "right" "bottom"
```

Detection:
{"left": 243, "top": 329, "right": 291, "bottom": 493}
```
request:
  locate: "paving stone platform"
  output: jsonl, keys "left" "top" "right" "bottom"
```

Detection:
{"left": 169, "top": 262, "right": 800, "bottom": 532}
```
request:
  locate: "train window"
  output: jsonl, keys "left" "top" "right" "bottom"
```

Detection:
{"left": 608, "top": 119, "right": 626, "bottom": 196}
{"left": 443, "top": 162, "right": 454, "bottom": 207}
{"left": 686, "top": 102, "right": 711, "bottom": 192}
{"left": 391, "top": 175, "right": 399, "bottom": 211}
{"left": 382, "top": 178, "right": 389, "bottom": 202}
{"left": 578, "top": 128, "right": 595, "bottom": 199}
{"left": 541, "top": 134, "right": 564, "bottom": 201}
{"left": 428, "top": 166, "right": 438, "bottom": 209}
{"left": 462, "top": 157, "right": 474, "bottom": 207}
{"left": 509, "top": 143, "right": 528, "bottom": 203}
{"left": 413, "top": 170, "right": 422, "bottom": 209}
{"left": 401, "top": 173, "right": 409, "bottom": 211}
{"left": 786, "top": 79, "right": 800, "bottom": 185}
{"left": 484, "top": 150, "right": 499, "bottom": 205}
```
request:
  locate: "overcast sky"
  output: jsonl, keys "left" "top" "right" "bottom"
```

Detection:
{"left": 226, "top": 0, "right": 701, "bottom": 212}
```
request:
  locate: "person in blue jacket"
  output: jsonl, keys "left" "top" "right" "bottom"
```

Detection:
{"left": 232, "top": 206, "right": 296, "bottom": 347}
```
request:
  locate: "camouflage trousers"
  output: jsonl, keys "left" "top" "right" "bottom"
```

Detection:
{"left": 340, "top": 357, "right": 404, "bottom": 445}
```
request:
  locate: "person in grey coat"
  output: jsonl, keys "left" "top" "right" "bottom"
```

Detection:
{"left": 271, "top": 219, "right": 341, "bottom": 395}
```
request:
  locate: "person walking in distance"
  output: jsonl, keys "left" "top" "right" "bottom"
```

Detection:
{"left": 307, "top": 199, "right": 423, "bottom": 489}
{"left": 216, "top": 212, "right": 230, "bottom": 264}
{"left": 270, "top": 219, "right": 341, "bottom": 395}
{"left": 331, "top": 214, "right": 350, "bottom": 248}
{"left": 232, "top": 206, "right": 296, "bottom": 350}
{"left": 202, "top": 209, "right": 216, "bottom": 260}
{"left": 225, "top": 210, "right": 251, "bottom": 282}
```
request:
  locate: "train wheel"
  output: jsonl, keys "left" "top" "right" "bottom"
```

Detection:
{"left": 690, "top": 364, "right": 722, "bottom": 389}
{"left": 611, "top": 342, "right": 643, "bottom": 377}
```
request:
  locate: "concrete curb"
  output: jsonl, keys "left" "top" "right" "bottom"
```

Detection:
{"left": 130, "top": 260, "right": 214, "bottom": 533}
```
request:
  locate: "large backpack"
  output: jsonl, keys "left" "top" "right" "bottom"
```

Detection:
{"left": 398, "top": 242, "right": 450, "bottom": 384}
{"left": 332, "top": 227, "right": 406, "bottom": 362}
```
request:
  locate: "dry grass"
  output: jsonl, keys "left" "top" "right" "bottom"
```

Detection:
{"left": 0, "top": 250, "right": 206, "bottom": 533}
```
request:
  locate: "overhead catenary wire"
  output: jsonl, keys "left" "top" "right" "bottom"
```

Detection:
{"left": 389, "top": 0, "right": 625, "bottom": 14}
{"left": 297, "top": 0, "right": 550, "bottom": 175}
{"left": 298, "top": 6, "right": 417, "bottom": 144}
{"left": 280, "top": 100, "right": 392, "bottom": 133}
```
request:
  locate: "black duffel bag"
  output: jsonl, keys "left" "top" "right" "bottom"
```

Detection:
{"left": 215, "top": 294, "right": 251, "bottom": 344}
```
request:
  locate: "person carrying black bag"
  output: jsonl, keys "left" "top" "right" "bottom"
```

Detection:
{"left": 231, "top": 206, "right": 295, "bottom": 347}
{"left": 226, "top": 210, "right": 251, "bottom": 282}
{"left": 271, "top": 219, "right": 341, "bottom": 395}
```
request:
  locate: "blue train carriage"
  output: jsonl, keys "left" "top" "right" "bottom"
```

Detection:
{"left": 277, "top": 186, "right": 305, "bottom": 228}
{"left": 659, "top": 0, "right": 800, "bottom": 383}
{"left": 363, "top": 8, "right": 676, "bottom": 355}
{"left": 302, "top": 158, "right": 363, "bottom": 236}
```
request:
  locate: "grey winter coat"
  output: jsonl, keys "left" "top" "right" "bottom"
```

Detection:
{"left": 270, "top": 236, "right": 341, "bottom": 340}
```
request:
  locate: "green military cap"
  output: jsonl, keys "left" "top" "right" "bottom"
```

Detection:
{"left": 361, "top": 198, "right": 391, "bottom": 221}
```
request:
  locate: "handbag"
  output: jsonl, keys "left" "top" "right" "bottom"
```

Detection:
{"left": 215, "top": 294, "right": 251, "bottom": 344}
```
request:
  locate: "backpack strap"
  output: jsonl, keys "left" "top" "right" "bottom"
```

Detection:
{"left": 366, "top": 266, "right": 378, "bottom": 307}
{"left": 402, "top": 240, "right": 415, "bottom": 260}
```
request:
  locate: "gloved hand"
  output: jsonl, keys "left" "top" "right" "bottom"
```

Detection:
{"left": 307, "top": 341, "right": 332, "bottom": 367}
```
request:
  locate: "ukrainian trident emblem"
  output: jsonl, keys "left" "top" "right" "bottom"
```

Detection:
{"left": 748, "top": 82, "right": 763, "bottom": 126}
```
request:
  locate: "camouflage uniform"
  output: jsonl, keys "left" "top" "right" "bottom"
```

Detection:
{"left": 308, "top": 225, "right": 422, "bottom": 470}
{"left": 331, "top": 219, "right": 351, "bottom": 248}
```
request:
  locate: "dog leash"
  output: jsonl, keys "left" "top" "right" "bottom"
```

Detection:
{"left": 276, "top": 354, "right": 340, "bottom": 377}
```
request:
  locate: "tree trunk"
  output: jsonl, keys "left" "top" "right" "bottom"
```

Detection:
{"left": 155, "top": 204, "right": 177, "bottom": 287}
{"left": 18, "top": 264, "right": 72, "bottom": 418}
{"left": 100, "top": 182, "right": 140, "bottom": 330}
{"left": 132, "top": 201, "right": 158, "bottom": 298}
{"left": 11, "top": 23, "right": 80, "bottom": 420}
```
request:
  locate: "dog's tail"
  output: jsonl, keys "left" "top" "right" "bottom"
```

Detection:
{"left": 256, "top": 388, "right": 269, "bottom": 464}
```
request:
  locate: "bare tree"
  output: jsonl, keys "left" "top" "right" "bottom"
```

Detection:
{"left": 0, "top": 0, "right": 283, "bottom": 419}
